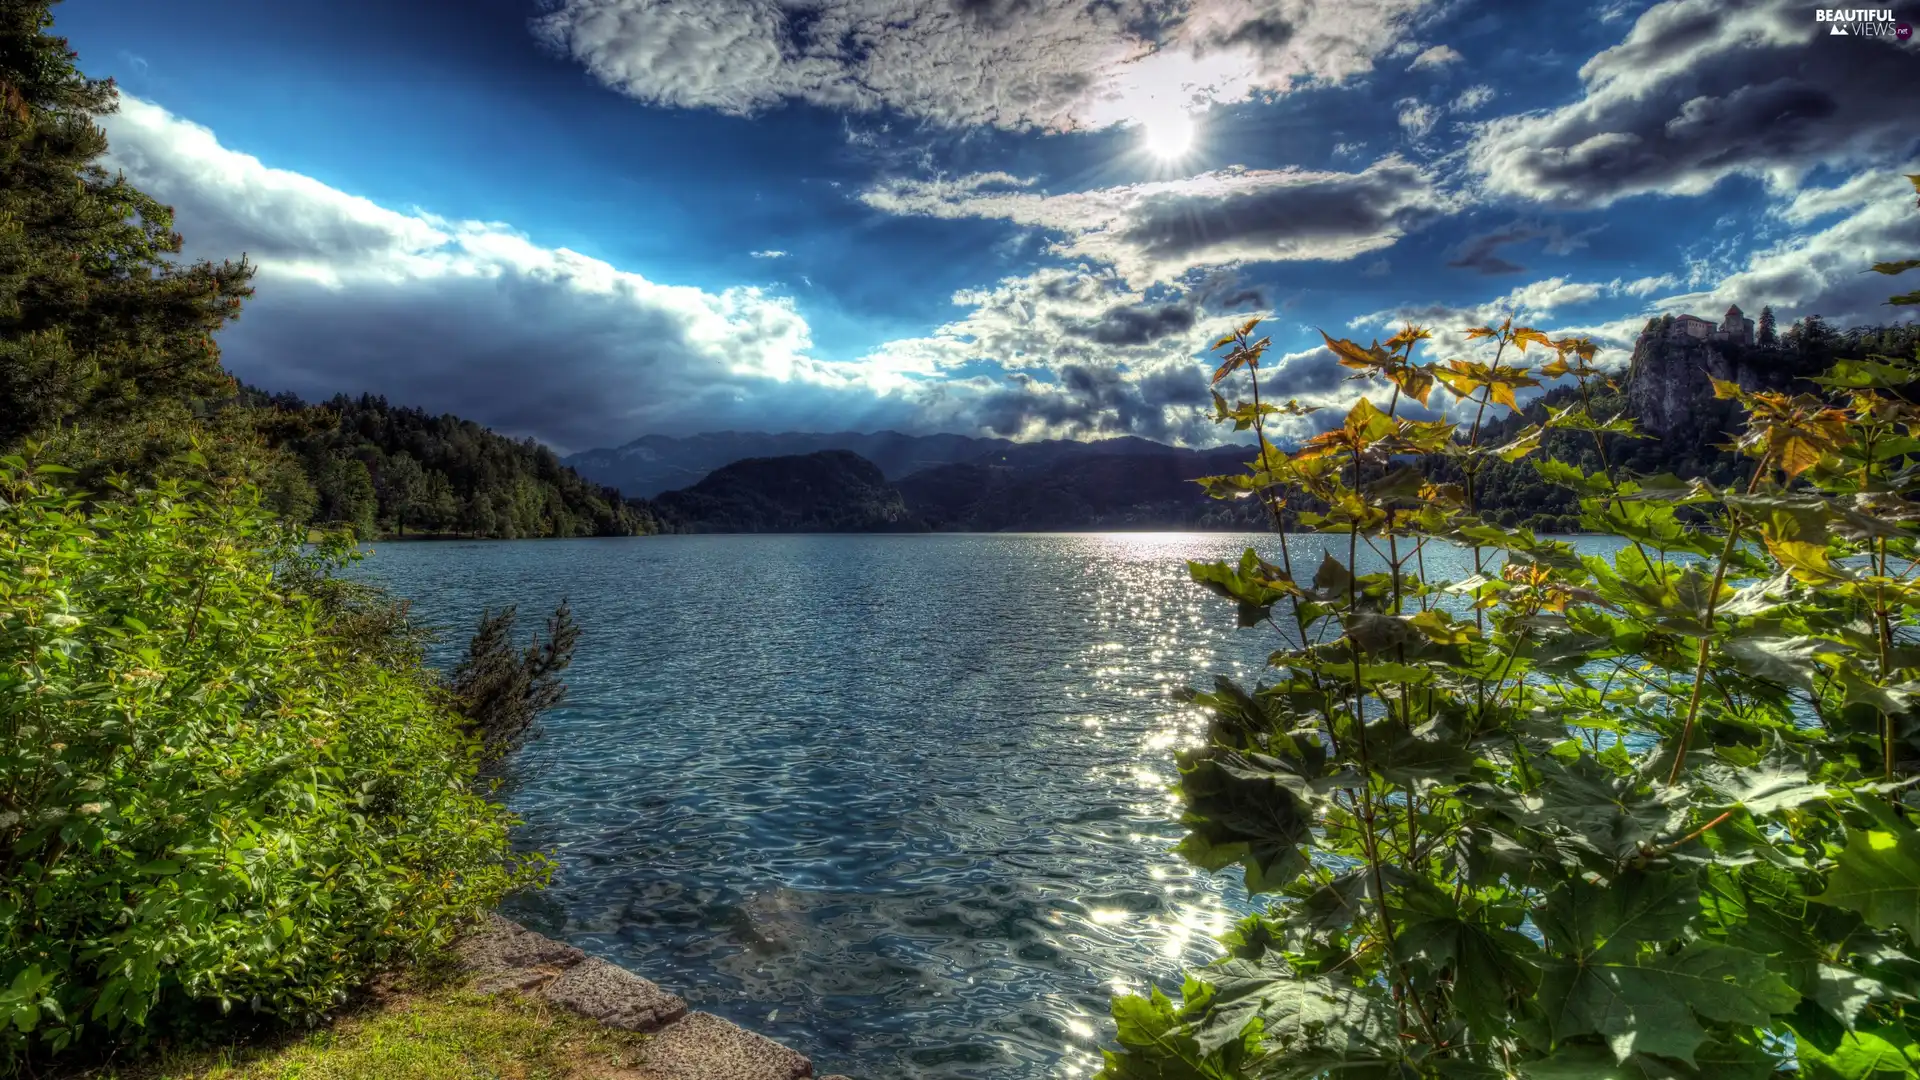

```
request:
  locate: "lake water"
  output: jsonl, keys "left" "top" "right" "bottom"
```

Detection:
{"left": 355, "top": 533, "right": 1610, "bottom": 1080}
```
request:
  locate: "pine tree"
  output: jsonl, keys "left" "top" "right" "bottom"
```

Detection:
{"left": 0, "top": 0, "right": 253, "bottom": 453}
{"left": 446, "top": 601, "right": 580, "bottom": 766}
{"left": 1757, "top": 304, "right": 1777, "bottom": 346}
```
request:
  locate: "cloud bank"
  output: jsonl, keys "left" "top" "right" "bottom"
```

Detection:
{"left": 1469, "top": 0, "right": 1920, "bottom": 208}
{"left": 862, "top": 157, "right": 1453, "bottom": 285}
{"left": 534, "top": 0, "right": 1437, "bottom": 132}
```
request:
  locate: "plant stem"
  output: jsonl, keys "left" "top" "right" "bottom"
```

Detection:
{"left": 1666, "top": 458, "right": 1768, "bottom": 786}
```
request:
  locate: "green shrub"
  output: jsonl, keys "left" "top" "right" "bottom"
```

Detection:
{"left": 1103, "top": 185, "right": 1920, "bottom": 1078}
{"left": 0, "top": 458, "right": 546, "bottom": 1067}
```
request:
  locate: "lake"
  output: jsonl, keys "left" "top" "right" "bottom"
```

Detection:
{"left": 355, "top": 532, "right": 1612, "bottom": 1080}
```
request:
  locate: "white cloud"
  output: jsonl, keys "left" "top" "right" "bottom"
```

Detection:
{"left": 1653, "top": 170, "right": 1920, "bottom": 328}
{"left": 1614, "top": 274, "right": 1678, "bottom": 297}
{"left": 1450, "top": 83, "right": 1493, "bottom": 113}
{"left": 1350, "top": 274, "right": 1616, "bottom": 373}
{"left": 862, "top": 157, "right": 1453, "bottom": 286}
{"left": 843, "top": 266, "right": 1275, "bottom": 441}
{"left": 98, "top": 96, "right": 938, "bottom": 452}
{"left": 1407, "top": 44, "right": 1462, "bottom": 70}
{"left": 99, "top": 94, "right": 1313, "bottom": 450}
{"left": 535, "top": 0, "right": 1438, "bottom": 133}
{"left": 1395, "top": 99, "right": 1437, "bottom": 138}
{"left": 750, "top": 249, "right": 789, "bottom": 258}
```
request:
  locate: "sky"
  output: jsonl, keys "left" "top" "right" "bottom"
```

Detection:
{"left": 65, "top": 0, "right": 1920, "bottom": 454}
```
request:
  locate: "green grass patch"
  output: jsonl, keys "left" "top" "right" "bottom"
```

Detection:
{"left": 82, "top": 987, "right": 652, "bottom": 1080}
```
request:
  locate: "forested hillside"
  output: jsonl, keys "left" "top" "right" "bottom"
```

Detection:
{"left": 650, "top": 449, "right": 920, "bottom": 532}
{"left": 237, "top": 387, "right": 657, "bottom": 540}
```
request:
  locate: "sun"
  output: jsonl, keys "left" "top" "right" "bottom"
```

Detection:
{"left": 1138, "top": 111, "right": 1195, "bottom": 160}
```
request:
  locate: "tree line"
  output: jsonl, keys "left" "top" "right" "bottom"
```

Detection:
{"left": 236, "top": 386, "right": 658, "bottom": 540}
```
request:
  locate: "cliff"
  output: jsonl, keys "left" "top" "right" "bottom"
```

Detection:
{"left": 1624, "top": 319, "right": 1801, "bottom": 437}
{"left": 648, "top": 449, "right": 923, "bottom": 533}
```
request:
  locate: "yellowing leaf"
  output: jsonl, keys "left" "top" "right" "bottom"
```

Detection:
{"left": 1433, "top": 359, "right": 1486, "bottom": 401}
{"left": 1512, "top": 327, "right": 1552, "bottom": 352}
{"left": 1390, "top": 364, "right": 1435, "bottom": 406}
{"left": 1344, "top": 397, "right": 1395, "bottom": 444}
{"left": 1767, "top": 537, "right": 1842, "bottom": 583}
{"left": 1321, "top": 330, "right": 1389, "bottom": 372}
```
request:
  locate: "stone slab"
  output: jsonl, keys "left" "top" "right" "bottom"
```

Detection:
{"left": 455, "top": 913, "right": 586, "bottom": 993}
{"left": 540, "top": 956, "right": 688, "bottom": 1032}
{"left": 639, "top": 1011, "right": 812, "bottom": 1080}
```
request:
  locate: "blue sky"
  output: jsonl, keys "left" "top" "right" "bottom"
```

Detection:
{"left": 66, "top": 0, "right": 1920, "bottom": 452}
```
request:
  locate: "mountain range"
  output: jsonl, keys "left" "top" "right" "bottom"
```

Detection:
{"left": 620, "top": 433, "right": 1273, "bottom": 533}
{"left": 570, "top": 315, "right": 1920, "bottom": 535}
{"left": 563, "top": 430, "right": 1017, "bottom": 497}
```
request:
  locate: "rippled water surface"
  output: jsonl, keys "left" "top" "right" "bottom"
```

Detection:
{"left": 355, "top": 533, "right": 1608, "bottom": 1079}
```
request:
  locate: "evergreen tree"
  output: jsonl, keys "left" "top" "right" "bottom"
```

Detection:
{"left": 1757, "top": 304, "right": 1777, "bottom": 346}
{"left": 446, "top": 601, "right": 580, "bottom": 766}
{"left": 0, "top": 0, "right": 253, "bottom": 454}
{"left": 315, "top": 453, "right": 377, "bottom": 538}
{"left": 379, "top": 450, "right": 426, "bottom": 535}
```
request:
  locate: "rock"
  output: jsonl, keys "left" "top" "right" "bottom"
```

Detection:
{"left": 454, "top": 917, "right": 818, "bottom": 1078}
{"left": 1624, "top": 318, "right": 1795, "bottom": 437}
{"left": 539, "top": 957, "right": 688, "bottom": 1032}
{"left": 638, "top": 1012, "right": 812, "bottom": 1080}
{"left": 455, "top": 914, "right": 586, "bottom": 992}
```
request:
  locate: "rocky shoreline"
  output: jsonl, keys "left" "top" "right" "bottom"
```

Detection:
{"left": 456, "top": 915, "right": 851, "bottom": 1080}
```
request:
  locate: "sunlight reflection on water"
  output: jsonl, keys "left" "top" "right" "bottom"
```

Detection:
{"left": 355, "top": 532, "right": 1620, "bottom": 1079}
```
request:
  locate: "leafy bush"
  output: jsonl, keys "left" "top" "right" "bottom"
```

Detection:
{"left": 0, "top": 459, "right": 546, "bottom": 1067}
{"left": 1101, "top": 180, "right": 1920, "bottom": 1078}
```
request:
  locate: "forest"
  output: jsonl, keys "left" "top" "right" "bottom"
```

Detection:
{"left": 235, "top": 387, "right": 658, "bottom": 540}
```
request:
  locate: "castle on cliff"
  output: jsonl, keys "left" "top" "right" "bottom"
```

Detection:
{"left": 1659, "top": 304, "right": 1754, "bottom": 346}
{"left": 1628, "top": 303, "right": 1773, "bottom": 438}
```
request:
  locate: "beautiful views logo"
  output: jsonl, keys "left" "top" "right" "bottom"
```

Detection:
{"left": 1815, "top": 7, "right": 1907, "bottom": 35}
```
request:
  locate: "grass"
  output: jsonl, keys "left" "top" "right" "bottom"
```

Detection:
{"left": 77, "top": 985, "right": 653, "bottom": 1080}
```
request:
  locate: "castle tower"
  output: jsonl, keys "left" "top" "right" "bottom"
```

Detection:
{"left": 1720, "top": 304, "right": 1754, "bottom": 346}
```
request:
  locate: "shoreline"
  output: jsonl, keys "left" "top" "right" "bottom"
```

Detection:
{"left": 456, "top": 914, "right": 851, "bottom": 1080}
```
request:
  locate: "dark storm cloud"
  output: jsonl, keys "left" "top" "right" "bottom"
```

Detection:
{"left": 1447, "top": 225, "right": 1532, "bottom": 275}
{"left": 967, "top": 359, "right": 1210, "bottom": 440}
{"left": 1115, "top": 159, "right": 1449, "bottom": 269}
{"left": 1135, "top": 361, "right": 1211, "bottom": 407}
{"left": 1471, "top": 0, "right": 1920, "bottom": 208}
{"left": 865, "top": 157, "right": 1453, "bottom": 285}
{"left": 1070, "top": 301, "right": 1200, "bottom": 345}
{"left": 1446, "top": 220, "right": 1598, "bottom": 275}
{"left": 1265, "top": 346, "right": 1346, "bottom": 397}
